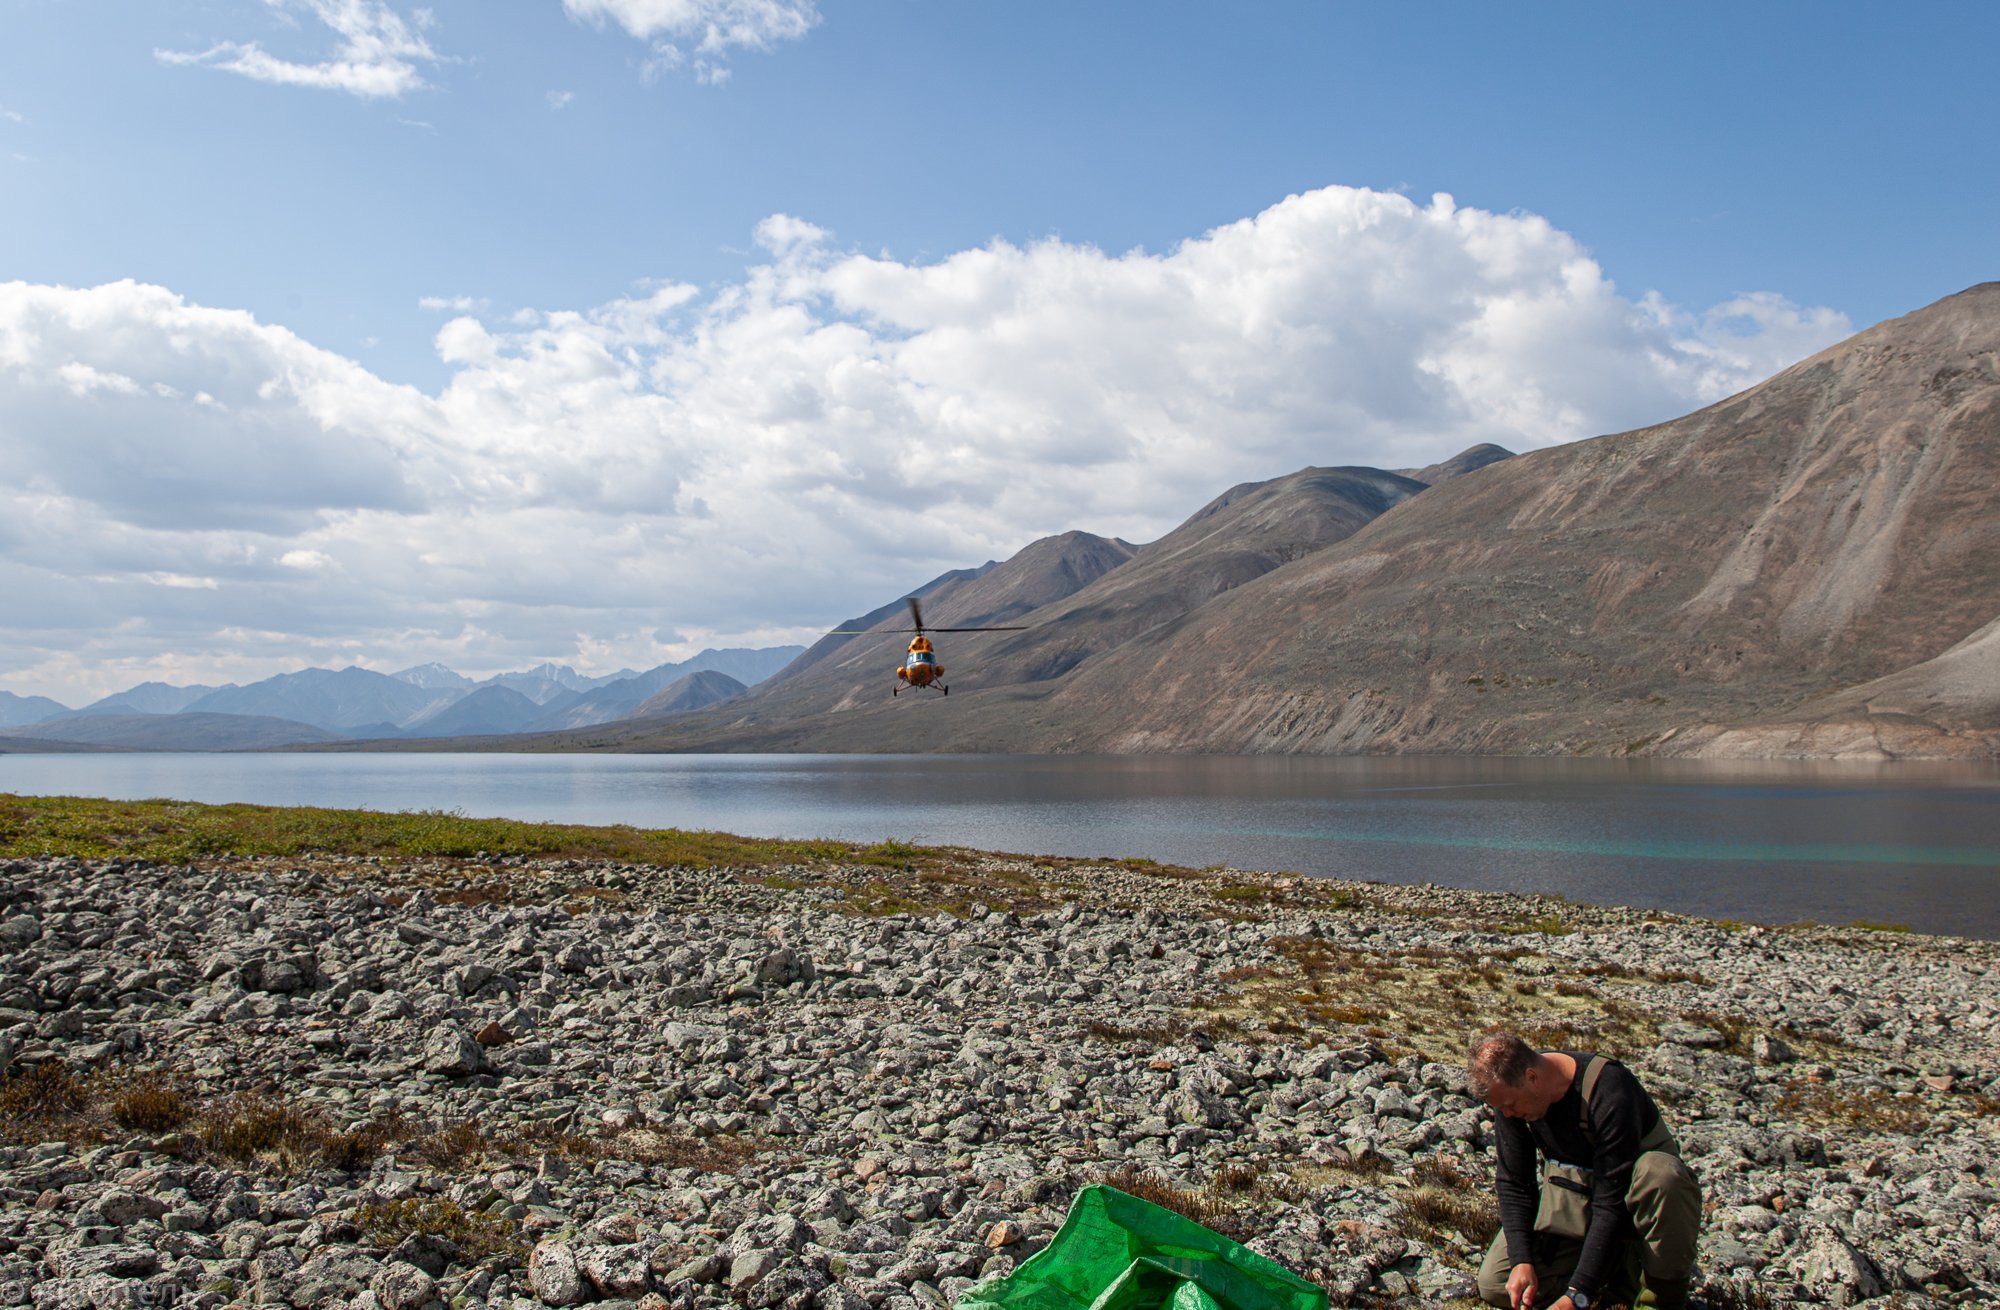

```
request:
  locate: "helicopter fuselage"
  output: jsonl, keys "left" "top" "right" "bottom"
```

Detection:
{"left": 898, "top": 636, "right": 944, "bottom": 689}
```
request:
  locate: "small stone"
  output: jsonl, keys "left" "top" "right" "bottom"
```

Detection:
{"left": 730, "top": 1249, "right": 780, "bottom": 1293}
{"left": 1751, "top": 1033, "right": 1796, "bottom": 1063}
{"left": 388, "top": 1231, "right": 457, "bottom": 1277}
{"left": 1658, "top": 1021, "right": 1726, "bottom": 1049}
{"left": 476, "top": 1020, "right": 514, "bottom": 1047}
{"left": 530, "top": 1240, "right": 585, "bottom": 1306}
{"left": 0, "top": 915, "right": 42, "bottom": 946}
{"left": 753, "top": 947, "right": 811, "bottom": 987}
{"left": 984, "top": 1222, "right": 1022, "bottom": 1249}
{"left": 658, "top": 1252, "right": 723, "bottom": 1288}
{"left": 47, "top": 1244, "right": 160, "bottom": 1279}
{"left": 423, "top": 1026, "right": 493, "bottom": 1078}
{"left": 92, "top": 1190, "right": 166, "bottom": 1226}
{"left": 581, "top": 1243, "right": 654, "bottom": 1298}
{"left": 1795, "top": 1232, "right": 1884, "bottom": 1306}
{"left": 373, "top": 1261, "right": 438, "bottom": 1310}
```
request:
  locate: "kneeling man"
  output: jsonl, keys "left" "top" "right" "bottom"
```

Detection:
{"left": 1467, "top": 1032, "right": 1701, "bottom": 1310}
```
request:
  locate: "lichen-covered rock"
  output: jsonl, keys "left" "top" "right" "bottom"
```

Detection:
{"left": 529, "top": 1240, "right": 584, "bottom": 1306}
{"left": 371, "top": 1260, "right": 438, "bottom": 1310}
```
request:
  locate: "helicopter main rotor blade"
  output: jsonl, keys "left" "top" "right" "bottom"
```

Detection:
{"left": 823, "top": 620, "right": 1032, "bottom": 635}
{"left": 907, "top": 596, "right": 925, "bottom": 633}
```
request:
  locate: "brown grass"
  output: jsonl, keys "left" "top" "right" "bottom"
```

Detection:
{"left": 1700, "top": 1281, "right": 1776, "bottom": 1310}
{"left": 353, "top": 1196, "right": 525, "bottom": 1266}
{"left": 1336, "top": 1152, "right": 1400, "bottom": 1184}
{"left": 1084, "top": 1018, "right": 1202, "bottom": 1047}
{"left": 1678, "top": 1009, "right": 1755, "bottom": 1057}
{"left": 0, "top": 1064, "right": 762, "bottom": 1179}
{"left": 1773, "top": 1081, "right": 1926, "bottom": 1135}
{"left": 0, "top": 1061, "right": 92, "bottom": 1134}
{"left": 1395, "top": 1155, "right": 1499, "bottom": 1249}
{"left": 1395, "top": 1187, "right": 1499, "bottom": 1249}
{"left": 192, "top": 1092, "right": 394, "bottom": 1173}
{"left": 1194, "top": 936, "right": 1667, "bottom": 1062}
{"left": 1093, "top": 1163, "right": 1303, "bottom": 1243}
{"left": 106, "top": 1069, "right": 193, "bottom": 1134}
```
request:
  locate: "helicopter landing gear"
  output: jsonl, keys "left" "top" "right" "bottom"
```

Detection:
{"left": 892, "top": 685, "right": 899, "bottom": 697}
{"left": 942, "top": 684, "right": 948, "bottom": 695}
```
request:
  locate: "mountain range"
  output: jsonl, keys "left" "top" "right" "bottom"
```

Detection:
{"left": 0, "top": 648, "right": 804, "bottom": 751}
{"left": 448, "top": 282, "right": 1998, "bottom": 760}
{"left": 7, "top": 284, "right": 1995, "bottom": 760}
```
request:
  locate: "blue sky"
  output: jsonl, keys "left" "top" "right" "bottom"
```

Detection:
{"left": 2, "top": 1, "right": 1994, "bottom": 704}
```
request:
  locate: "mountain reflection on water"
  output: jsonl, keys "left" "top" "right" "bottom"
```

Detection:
{"left": 6, "top": 753, "right": 1996, "bottom": 938}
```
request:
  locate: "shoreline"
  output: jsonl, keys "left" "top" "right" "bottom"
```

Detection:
{"left": 4, "top": 774, "right": 1997, "bottom": 941}
{"left": 0, "top": 829, "right": 1995, "bottom": 1308}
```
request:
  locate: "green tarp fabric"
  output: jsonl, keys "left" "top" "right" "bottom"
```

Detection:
{"left": 955, "top": 1185, "right": 1327, "bottom": 1310}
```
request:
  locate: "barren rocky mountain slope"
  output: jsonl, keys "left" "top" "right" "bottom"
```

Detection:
{"left": 577, "top": 283, "right": 1997, "bottom": 759}
{"left": 1037, "top": 282, "right": 2000, "bottom": 758}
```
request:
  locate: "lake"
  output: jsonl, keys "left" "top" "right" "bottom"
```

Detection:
{"left": 4, "top": 752, "right": 1998, "bottom": 938}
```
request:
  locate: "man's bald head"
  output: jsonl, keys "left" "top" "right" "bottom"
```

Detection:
{"left": 1467, "top": 1031, "right": 1538, "bottom": 1098}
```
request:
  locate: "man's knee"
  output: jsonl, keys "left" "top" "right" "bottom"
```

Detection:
{"left": 1628, "top": 1151, "right": 1701, "bottom": 1276}
{"left": 1630, "top": 1150, "right": 1700, "bottom": 1214}
{"left": 1475, "top": 1234, "right": 1516, "bottom": 1307}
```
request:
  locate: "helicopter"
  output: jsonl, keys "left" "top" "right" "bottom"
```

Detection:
{"left": 831, "top": 597, "right": 1025, "bottom": 696}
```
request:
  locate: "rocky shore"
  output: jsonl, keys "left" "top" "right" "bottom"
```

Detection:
{"left": 0, "top": 847, "right": 1994, "bottom": 1309}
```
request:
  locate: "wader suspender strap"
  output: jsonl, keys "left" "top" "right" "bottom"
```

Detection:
{"left": 1577, "top": 1054, "right": 1677, "bottom": 1155}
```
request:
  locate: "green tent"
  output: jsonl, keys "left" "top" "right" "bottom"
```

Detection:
{"left": 956, "top": 1185, "right": 1328, "bottom": 1310}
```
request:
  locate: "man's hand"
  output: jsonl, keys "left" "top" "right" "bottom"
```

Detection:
{"left": 1506, "top": 1263, "right": 1538, "bottom": 1310}
{"left": 1546, "top": 1300, "right": 1576, "bottom": 1310}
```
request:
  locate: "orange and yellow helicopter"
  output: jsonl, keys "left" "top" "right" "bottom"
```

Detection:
{"left": 831, "top": 597, "right": 1025, "bottom": 696}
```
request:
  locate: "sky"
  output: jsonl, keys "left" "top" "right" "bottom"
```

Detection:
{"left": 2, "top": 0, "right": 1995, "bottom": 706}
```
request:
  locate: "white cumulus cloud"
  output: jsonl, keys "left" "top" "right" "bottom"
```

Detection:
{"left": 0, "top": 279, "right": 439, "bottom": 532}
{"left": 563, "top": 0, "right": 819, "bottom": 82}
{"left": 0, "top": 186, "right": 1851, "bottom": 701}
{"left": 157, "top": 0, "right": 444, "bottom": 100}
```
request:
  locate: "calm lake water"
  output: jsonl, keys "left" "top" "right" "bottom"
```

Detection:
{"left": 4, "top": 752, "right": 1998, "bottom": 938}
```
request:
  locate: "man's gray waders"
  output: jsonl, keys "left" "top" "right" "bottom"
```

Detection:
{"left": 1475, "top": 1057, "right": 1702, "bottom": 1309}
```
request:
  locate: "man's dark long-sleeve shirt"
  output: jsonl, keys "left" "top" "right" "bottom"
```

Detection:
{"left": 1493, "top": 1052, "right": 1666, "bottom": 1301}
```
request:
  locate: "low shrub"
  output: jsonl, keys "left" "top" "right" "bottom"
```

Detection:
{"left": 0, "top": 1061, "right": 93, "bottom": 1140}
{"left": 1092, "top": 1163, "right": 1300, "bottom": 1243}
{"left": 354, "top": 1196, "right": 525, "bottom": 1266}
{"left": 1395, "top": 1155, "right": 1498, "bottom": 1248}
{"left": 1394, "top": 1187, "right": 1499, "bottom": 1249}
{"left": 107, "top": 1069, "right": 192, "bottom": 1134}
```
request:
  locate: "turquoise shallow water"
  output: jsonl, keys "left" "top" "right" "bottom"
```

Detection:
{"left": 4, "top": 752, "right": 1996, "bottom": 937}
